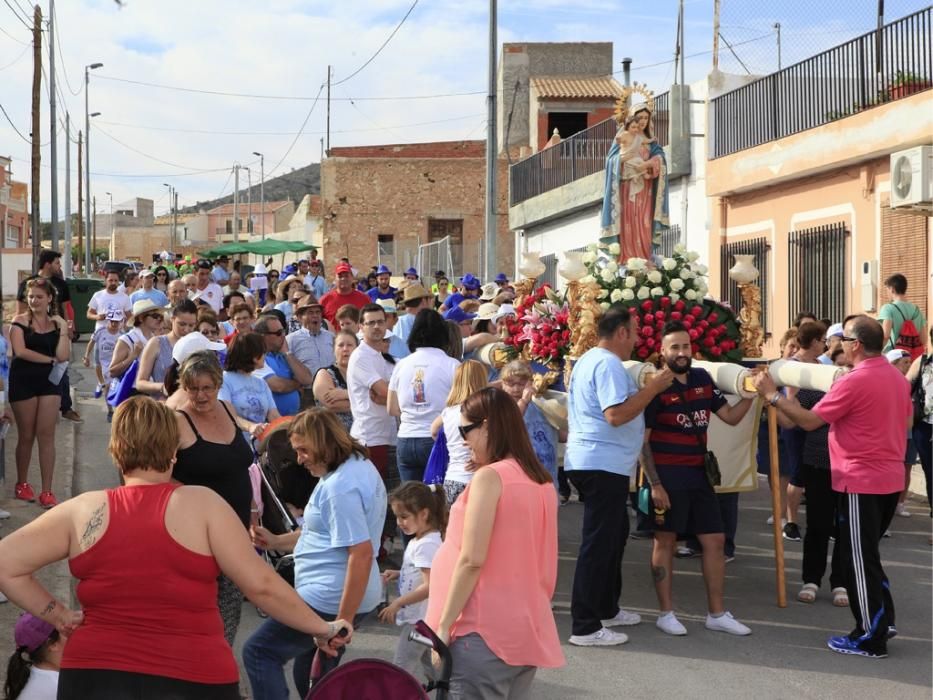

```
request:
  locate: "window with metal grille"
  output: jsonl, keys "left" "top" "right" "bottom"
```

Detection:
{"left": 720, "top": 236, "right": 771, "bottom": 334}
{"left": 880, "top": 200, "right": 928, "bottom": 321}
{"left": 788, "top": 223, "right": 848, "bottom": 328}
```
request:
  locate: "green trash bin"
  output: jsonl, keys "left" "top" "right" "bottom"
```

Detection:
{"left": 67, "top": 277, "right": 104, "bottom": 336}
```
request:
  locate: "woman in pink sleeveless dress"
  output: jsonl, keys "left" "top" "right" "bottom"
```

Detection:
{"left": 426, "top": 387, "right": 564, "bottom": 699}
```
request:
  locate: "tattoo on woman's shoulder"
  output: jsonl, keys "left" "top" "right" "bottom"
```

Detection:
{"left": 80, "top": 503, "right": 107, "bottom": 548}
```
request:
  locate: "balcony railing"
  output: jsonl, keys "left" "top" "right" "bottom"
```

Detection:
{"left": 711, "top": 7, "right": 931, "bottom": 159}
{"left": 510, "top": 91, "right": 670, "bottom": 206}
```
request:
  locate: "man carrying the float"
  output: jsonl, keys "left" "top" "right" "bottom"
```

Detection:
{"left": 641, "top": 321, "right": 754, "bottom": 637}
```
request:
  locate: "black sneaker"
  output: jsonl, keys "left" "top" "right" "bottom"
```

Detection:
{"left": 783, "top": 522, "right": 802, "bottom": 542}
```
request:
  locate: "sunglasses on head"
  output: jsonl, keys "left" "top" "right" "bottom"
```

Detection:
{"left": 458, "top": 420, "right": 484, "bottom": 440}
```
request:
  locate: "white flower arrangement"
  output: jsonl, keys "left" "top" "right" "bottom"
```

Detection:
{"left": 610, "top": 288, "right": 624, "bottom": 303}
{"left": 669, "top": 278, "right": 685, "bottom": 291}
{"left": 685, "top": 288, "right": 697, "bottom": 300}
{"left": 650, "top": 286, "right": 664, "bottom": 297}
{"left": 600, "top": 267, "right": 616, "bottom": 284}
{"left": 636, "top": 286, "right": 650, "bottom": 300}
{"left": 621, "top": 288, "right": 635, "bottom": 301}
{"left": 582, "top": 251, "right": 598, "bottom": 265}
{"left": 597, "top": 288, "right": 609, "bottom": 300}
{"left": 627, "top": 257, "right": 648, "bottom": 271}
{"left": 608, "top": 243, "right": 621, "bottom": 256}
{"left": 661, "top": 257, "right": 677, "bottom": 271}
{"left": 600, "top": 301, "right": 611, "bottom": 310}
{"left": 605, "top": 260, "right": 619, "bottom": 274}
{"left": 647, "top": 270, "right": 663, "bottom": 284}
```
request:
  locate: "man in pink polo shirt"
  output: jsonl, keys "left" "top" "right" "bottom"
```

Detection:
{"left": 754, "top": 315, "right": 911, "bottom": 659}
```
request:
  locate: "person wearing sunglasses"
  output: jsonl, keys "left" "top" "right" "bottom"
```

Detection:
{"left": 152, "top": 265, "right": 171, "bottom": 292}
{"left": 253, "top": 314, "right": 313, "bottom": 417}
{"left": 754, "top": 315, "right": 913, "bottom": 659}
{"left": 426, "top": 387, "right": 564, "bottom": 697}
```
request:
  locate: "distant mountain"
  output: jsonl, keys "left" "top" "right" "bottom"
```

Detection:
{"left": 181, "top": 163, "right": 320, "bottom": 213}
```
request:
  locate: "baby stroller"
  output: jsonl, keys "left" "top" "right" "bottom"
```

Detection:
{"left": 255, "top": 417, "right": 318, "bottom": 585}
{"left": 306, "top": 620, "right": 452, "bottom": 700}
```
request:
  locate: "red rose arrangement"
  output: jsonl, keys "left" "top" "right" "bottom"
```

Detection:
{"left": 502, "top": 284, "right": 572, "bottom": 363}
{"left": 628, "top": 296, "right": 742, "bottom": 363}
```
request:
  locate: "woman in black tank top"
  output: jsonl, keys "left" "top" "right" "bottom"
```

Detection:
{"left": 171, "top": 350, "right": 255, "bottom": 646}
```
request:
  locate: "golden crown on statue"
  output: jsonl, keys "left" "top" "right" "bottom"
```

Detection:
{"left": 614, "top": 82, "right": 655, "bottom": 125}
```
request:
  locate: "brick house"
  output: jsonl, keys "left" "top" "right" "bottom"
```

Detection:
{"left": 206, "top": 200, "right": 295, "bottom": 241}
{"left": 320, "top": 140, "right": 512, "bottom": 280}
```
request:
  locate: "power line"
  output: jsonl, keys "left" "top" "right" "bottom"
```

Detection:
{"left": 214, "top": 167, "right": 234, "bottom": 200}
{"left": 0, "top": 100, "right": 30, "bottom": 143}
{"left": 0, "top": 42, "right": 29, "bottom": 71}
{"left": 51, "top": 2, "right": 81, "bottom": 96}
{"left": 2, "top": 0, "right": 31, "bottom": 29}
{"left": 332, "top": 0, "right": 418, "bottom": 87}
{"left": 92, "top": 123, "right": 244, "bottom": 172}
{"left": 0, "top": 20, "right": 29, "bottom": 44}
{"left": 618, "top": 31, "right": 774, "bottom": 74}
{"left": 8, "top": 153, "right": 236, "bottom": 179}
{"left": 265, "top": 83, "right": 325, "bottom": 179}
{"left": 94, "top": 73, "right": 483, "bottom": 101}
{"left": 93, "top": 112, "right": 485, "bottom": 136}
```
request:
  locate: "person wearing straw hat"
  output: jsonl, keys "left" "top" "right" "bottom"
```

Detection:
{"left": 287, "top": 296, "right": 335, "bottom": 379}
{"left": 395, "top": 284, "right": 434, "bottom": 344}
{"left": 376, "top": 298, "right": 410, "bottom": 360}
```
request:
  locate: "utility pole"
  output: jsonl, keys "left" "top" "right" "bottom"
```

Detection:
{"left": 49, "top": 0, "right": 58, "bottom": 250}
{"left": 172, "top": 190, "right": 178, "bottom": 250}
{"left": 84, "top": 61, "right": 102, "bottom": 275}
{"left": 326, "top": 65, "right": 332, "bottom": 152}
{"left": 232, "top": 165, "right": 240, "bottom": 242}
{"left": 483, "top": 0, "right": 497, "bottom": 283}
{"left": 64, "top": 112, "right": 71, "bottom": 276}
{"left": 245, "top": 167, "right": 252, "bottom": 237}
{"left": 92, "top": 195, "right": 96, "bottom": 265}
{"left": 774, "top": 22, "right": 782, "bottom": 70}
{"left": 76, "top": 130, "right": 82, "bottom": 273}
{"left": 30, "top": 4, "right": 42, "bottom": 267}
{"left": 320, "top": 138, "right": 324, "bottom": 163}
{"left": 712, "top": 0, "right": 721, "bottom": 71}
{"left": 252, "top": 151, "right": 265, "bottom": 238}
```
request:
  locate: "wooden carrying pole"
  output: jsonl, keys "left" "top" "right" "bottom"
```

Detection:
{"left": 767, "top": 402, "right": 787, "bottom": 607}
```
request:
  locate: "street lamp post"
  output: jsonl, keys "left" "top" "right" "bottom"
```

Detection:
{"left": 252, "top": 151, "right": 265, "bottom": 239}
{"left": 84, "top": 62, "right": 102, "bottom": 274}
{"left": 105, "top": 191, "right": 113, "bottom": 244}
{"left": 163, "top": 183, "right": 174, "bottom": 252}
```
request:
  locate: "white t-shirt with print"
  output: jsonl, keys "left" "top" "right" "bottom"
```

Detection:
{"left": 388, "top": 348, "right": 459, "bottom": 439}
{"left": 442, "top": 405, "right": 473, "bottom": 484}
{"left": 88, "top": 289, "right": 132, "bottom": 330}
{"left": 395, "top": 530, "right": 442, "bottom": 625}
{"left": 347, "top": 341, "right": 397, "bottom": 447}
{"left": 193, "top": 282, "right": 224, "bottom": 313}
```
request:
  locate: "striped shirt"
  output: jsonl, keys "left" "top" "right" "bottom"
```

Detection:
{"left": 646, "top": 368, "right": 727, "bottom": 489}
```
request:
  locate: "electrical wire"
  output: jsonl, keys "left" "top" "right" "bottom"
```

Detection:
{"left": 0, "top": 100, "right": 30, "bottom": 143}
{"left": 93, "top": 123, "right": 249, "bottom": 172}
{"left": 264, "top": 83, "right": 325, "bottom": 179}
{"left": 0, "top": 42, "right": 29, "bottom": 70}
{"left": 51, "top": 2, "right": 81, "bottom": 96}
{"left": 2, "top": 0, "right": 31, "bottom": 29}
{"left": 332, "top": 0, "right": 418, "bottom": 87}
{"left": 93, "top": 73, "right": 483, "bottom": 102}
{"left": 0, "top": 20, "right": 29, "bottom": 44}
{"left": 619, "top": 31, "right": 775, "bottom": 73}
{"left": 214, "top": 167, "right": 234, "bottom": 200}
{"left": 93, "top": 111, "right": 485, "bottom": 136}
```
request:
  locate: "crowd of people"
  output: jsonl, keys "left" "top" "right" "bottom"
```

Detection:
{"left": 0, "top": 251, "right": 929, "bottom": 697}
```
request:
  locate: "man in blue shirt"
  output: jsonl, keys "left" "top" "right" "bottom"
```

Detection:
{"left": 130, "top": 269, "right": 169, "bottom": 308}
{"left": 305, "top": 259, "right": 330, "bottom": 299}
{"left": 394, "top": 284, "right": 433, "bottom": 343}
{"left": 211, "top": 255, "right": 231, "bottom": 284}
{"left": 367, "top": 265, "right": 396, "bottom": 302}
{"left": 565, "top": 307, "right": 673, "bottom": 647}
{"left": 442, "top": 273, "right": 481, "bottom": 310}
{"left": 254, "top": 314, "right": 314, "bottom": 416}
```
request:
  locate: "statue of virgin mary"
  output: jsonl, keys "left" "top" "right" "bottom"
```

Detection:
{"left": 600, "top": 90, "right": 670, "bottom": 264}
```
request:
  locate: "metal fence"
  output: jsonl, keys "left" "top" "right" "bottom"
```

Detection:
{"left": 510, "top": 91, "right": 671, "bottom": 206}
{"left": 711, "top": 7, "right": 931, "bottom": 158}
{"left": 787, "top": 223, "right": 848, "bottom": 328}
{"left": 720, "top": 236, "right": 771, "bottom": 334}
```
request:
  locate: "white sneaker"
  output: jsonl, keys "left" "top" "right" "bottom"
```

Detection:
{"left": 0, "top": 508, "right": 10, "bottom": 520}
{"left": 705, "top": 611, "right": 751, "bottom": 636}
{"left": 766, "top": 515, "right": 787, "bottom": 526}
{"left": 656, "top": 612, "right": 687, "bottom": 636}
{"left": 601, "top": 609, "right": 642, "bottom": 627}
{"left": 568, "top": 627, "right": 629, "bottom": 646}
{"left": 896, "top": 504, "right": 911, "bottom": 518}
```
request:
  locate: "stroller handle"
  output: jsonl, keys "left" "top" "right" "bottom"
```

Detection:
{"left": 409, "top": 620, "right": 452, "bottom": 696}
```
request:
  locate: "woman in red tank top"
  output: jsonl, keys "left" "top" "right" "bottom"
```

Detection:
{"left": 0, "top": 396, "right": 353, "bottom": 700}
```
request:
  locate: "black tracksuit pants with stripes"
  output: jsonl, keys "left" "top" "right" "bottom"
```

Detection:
{"left": 836, "top": 491, "right": 899, "bottom": 653}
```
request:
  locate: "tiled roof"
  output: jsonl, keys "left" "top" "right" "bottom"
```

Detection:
{"left": 531, "top": 76, "right": 623, "bottom": 100}
{"left": 207, "top": 200, "right": 292, "bottom": 215}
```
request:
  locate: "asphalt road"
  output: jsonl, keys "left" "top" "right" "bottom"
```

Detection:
{"left": 4, "top": 352, "right": 931, "bottom": 699}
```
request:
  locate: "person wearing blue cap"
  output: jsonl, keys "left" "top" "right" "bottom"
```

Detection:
{"left": 404, "top": 267, "right": 420, "bottom": 282}
{"left": 495, "top": 272, "right": 514, "bottom": 294}
{"left": 442, "top": 273, "right": 481, "bottom": 311}
{"left": 367, "top": 265, "right": 397, "bottom": 302}
{"left": 444, "top": 306, "right": 477, "bottom": 335}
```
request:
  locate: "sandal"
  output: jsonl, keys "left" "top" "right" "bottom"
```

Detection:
{"left": 797, "top": 583, "right": 818, "bottom": 604}
{"left": 831, "top": 587, "right": 849, "bottom": 607}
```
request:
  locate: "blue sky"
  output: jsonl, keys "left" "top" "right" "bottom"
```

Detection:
{"left": 0, "top": 0, "right": 927, "bottom": 218}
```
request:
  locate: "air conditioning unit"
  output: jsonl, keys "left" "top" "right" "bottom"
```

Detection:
{"left": 889, "top": 145, "right": 932, "bottom": 210}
